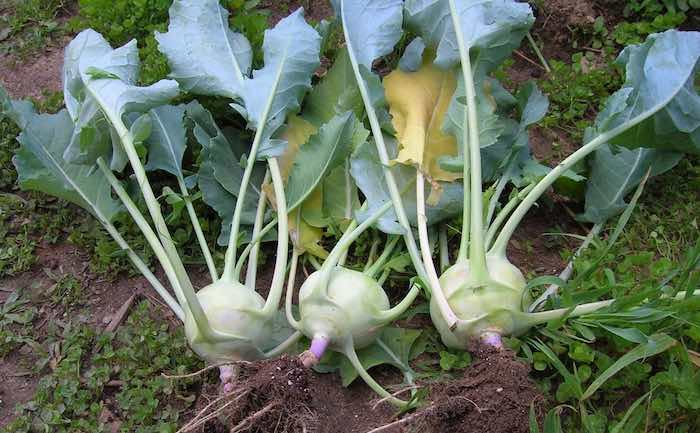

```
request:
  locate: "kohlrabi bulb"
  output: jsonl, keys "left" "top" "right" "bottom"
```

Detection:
{"left": 184, "top": 280, "right": 273, "bottom": 363}
{"left": 298, "top": 266, "right": 390, "bottom": 349}
{"left": 431, "top": 255, "right": 529, "bottom": 349}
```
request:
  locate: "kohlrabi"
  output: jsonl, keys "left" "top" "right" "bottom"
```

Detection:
{"left": 6, "top": 3, "right": 328, "bottom": 391}
{"left": 154, "top": 0, "right": 421, "bottom": 405}
{"left": 399, "top": 0, "right": 700, "bottom": 349}
{"left": 334, "top": 0, "right": 700, "bottom": 354}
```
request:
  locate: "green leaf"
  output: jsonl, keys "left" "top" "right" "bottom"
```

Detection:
{"left": 303, "top": 48, "right": 363, "bottom": 127}
{"left": 130, "top": 113, "right": 152, "bottom": 144}
{"left": 13, "top": 110, "right": 122, "bottom": 222}
{"left": 405, "top": 0, "right": 534, "bottom": 75}
{"left": 582, "top": 333, "right": 676, "bottom": 399}
{"left": 596, "top": 30, "right": 700, "bottom": 154}
{"left": 609, "top": 391, "right": 649, "bottom": 433}
{"left": 542, "top": 407, "right": 563, "bottom": 433}
{"left": 399, "top": 37, "right": 426, "bottom": 72}
{"left": 156, "top": 0, "right": 252, "bottom": 98}
{"left": 286, "top": 112, "right": 366, "bottom": 212}
{"left": 331, "top": 0, "right": 403, "bottom": 69}
{"left": 517, "top": 81, "right": 549, "bottom": 127}
{"left": 579, "top": 144, "right": 682, "bottom": 223}
{"left": 337, "top": 327, "right": 422, "bottom": 386}
{"left": 187, "top": 102, "right": 263, "bottom": 245}
{"left": 350, "top": 138, "right": 463, "bottom": 234}
{"left": 84, "top": 66, "right": 121, "bottom": 80}
{"left": 62, "top": 30, "right": 179, "bottom": 171}
{"left": 144, "top": 105, "right": 186, "bottom": 179}
{"left": 529, "top": 403, "right": 540, "bottom": 433}
{"left": 0, "top": 85, "right": 36, "bottom": 129}
{"left": 232, "top": 9, "right": 321, "bottom": 136}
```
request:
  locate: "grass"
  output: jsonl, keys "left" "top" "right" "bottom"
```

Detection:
{"left": 3, "top": 300, "right": 204, "bottom": 433}
{"left": 0, "top": 0, "right": 70, "bottom": 58}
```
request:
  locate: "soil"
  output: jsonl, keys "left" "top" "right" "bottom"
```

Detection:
{"left": 415, "top": 343, "right": 545, "bottom": 433}
{"left": 0, "top": 37, "right": 67, "bottom": 100}
{"left": 189, "top": 356, "right": 396, "bottom": 433}
{"left": 263, "top": 0, "right": 334, "bottom": 25}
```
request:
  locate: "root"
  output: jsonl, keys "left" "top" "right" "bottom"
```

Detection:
{"left": 162, "top": 361, "right": 249, "bottom": 380}
{"left": 177, "top": 391, "right": 250, "bottom": 433}
{"left": 365, "top": 412, "right": 424, "bottom": 433}
{"left": 230, "top": 402, "right": 279, "bottom": 432}
{"left": 179, "top": 356, "right": 317, "bottom": 432}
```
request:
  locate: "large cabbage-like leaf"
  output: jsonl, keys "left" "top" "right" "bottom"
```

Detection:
{"left": 0, "top": 85, "right": 35, "bottom": 128}
{"left": 144, "top": 105, "right": 187, "bottom": 178}
{"left": 13, "top": 109, "right": 122, "bottom": 222}
{"left": 595, "top": 30, "right": 700, "bottom": 154}
{"left": 286, "top": 112, "right": 366, "bottom": 212}
{"left": 62, "top": 30, "right": 180, "bottom": 170}
{"left": 330, "top": 0, "right": 404, "bottom": 69}
{"left": 232, "top": 9, "right": 320, "bottom": 136}
{"left": 302, "top": 48, "right": 363, "bottom": 127}
{"left": 350, "top": 138, "right": 463, "bottom": 234}
{"left": 384, "top": 55, "right": 460, "bottom": 182}
{"left": 579, "top": 145, "right": 682, "bottom": 223}
{"left": 155, "top": 0, "right": 252, "bottom": 98}
{"left": 404, "top": 0, "right": 534, "bottom": 75}
{"left": 186, "top": 102, "right": 263, "bottom": 245}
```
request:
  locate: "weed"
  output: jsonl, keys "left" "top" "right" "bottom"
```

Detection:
{"left": 624, "top": 0, "right": 699, "bottom": 18}
{"left": 539, "top": 55, "right": 622, "bottom": 141}
{"left": 622, "top": 158, "right": 700, "bottom": 262}
{"left": 0, "top": 289, "right": 37, "bottom": 357}
{"left": 5, "top": 300, "right": 204, "bottom": 433}
{"left": 0, "top": 0, "right": 68, "bottom": 57}
{"left": 47, "top": 274, "right": 84, "bottom": 308}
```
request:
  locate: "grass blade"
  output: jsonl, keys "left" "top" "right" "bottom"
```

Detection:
{"left": 581, "top": 333, "right": 675, "bottom": 399}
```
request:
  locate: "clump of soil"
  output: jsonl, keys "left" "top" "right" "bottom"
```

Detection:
{"left": 189, "top": 355, "right": 396, "bottom": 433}
{"left": 415, "top": 343, "right": 545, "bottom": 433}
{"left": 539, "top": 0, "right": 596, "bottom": 40}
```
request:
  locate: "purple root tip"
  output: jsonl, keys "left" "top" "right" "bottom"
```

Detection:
{"left": 481, "top": 332, "right": 503, "bottom": 349}
{"left": 223, "top": 382, "right": 234, "bottom": 393}
{"left": 310, "top": 334, "right": 330, "bottom": 359}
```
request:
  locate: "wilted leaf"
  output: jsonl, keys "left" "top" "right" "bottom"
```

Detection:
{"left": 385, "top": 55, "right": 460, "bottom": 182}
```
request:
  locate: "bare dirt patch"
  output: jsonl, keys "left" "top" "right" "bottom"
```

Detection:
{"left": 537, "top": 0, "right": 596, "bottom": 51}
{"left": 263, "top": 0, "right": 333, "bottom": 25}
{"left": 0, "top": 37, "right": 67, "bottom": 99}
{"left": 416, "top": 344, "right": 545, "bottom": 433}
{"left": 188, "top": 355, "right": 397, "bottom": 433}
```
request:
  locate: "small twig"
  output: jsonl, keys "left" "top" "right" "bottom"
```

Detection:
{"left": 162, "top": 361, "right": 232, "bottom": 380}
{"left": 105, "top": 380, "right": 125, "bottom": 387}
{"left": 178, "top": 391, "right": 249, "bottom": 433}
{"left": 365, "top": 412, "right": 424, "bottom": 433}
{"left": 371, "top": 386, "right": 419, "bottom": 410}
{"left": 455, "top": 396, "right": 484, "bottom": 413}
{"left": 231, "top": 402, "right": 279, "bottom": 433}
{"left": 105, "top": 294, "right": 137, "bottom": 333}
{"left": 581, "top": 46, "right": 604, "bottom": 53}
{"left": 179, "top": 397, "right": 240, "bottom": 433}
{"left": 526, "top": 32, "right": 551, "bottom": 73}
{"left": 514, "top": 50, "right": 547, "bottom": 72}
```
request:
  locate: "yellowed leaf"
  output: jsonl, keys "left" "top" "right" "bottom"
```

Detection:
{"left": 279, "top": 115, "right": 318, "bottom": 179}
{"left": 267, "top": 115, "right": 327, "bottom": 257}
{"left": 385, "top": 56, "right": 459, "bottom": 182}
{"left": 289, "top": 207, "right": 328, "bottom": 258}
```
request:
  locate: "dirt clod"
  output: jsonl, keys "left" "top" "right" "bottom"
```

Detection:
{"left": 191, "top": 356, "right": 396, "bottom": 433}
{"left": 416, "top": 344, "right": 545, "bottom": 433}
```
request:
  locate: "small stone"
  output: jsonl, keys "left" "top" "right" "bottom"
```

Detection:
{"left": 288, "top": 380, "right": 293, "bottom": 386}
{"left": 496, "top": 387, "right": 503, "bottom": 393}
